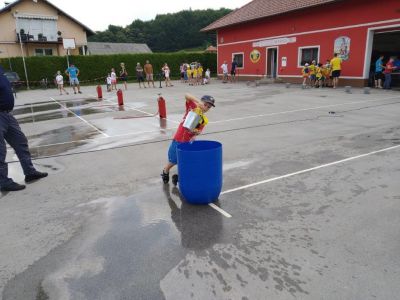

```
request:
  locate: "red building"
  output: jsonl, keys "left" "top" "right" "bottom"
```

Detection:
{"left": 202, "top": 0, "right": 400, "bottom": 87}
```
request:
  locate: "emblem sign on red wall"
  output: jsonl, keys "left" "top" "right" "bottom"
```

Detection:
{"left": 250, "top": 49, "right": 261, "bottom": 63}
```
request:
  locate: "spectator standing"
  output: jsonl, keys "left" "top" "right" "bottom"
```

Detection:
{"left": 374, "top": 55, "right": 384, "bottom": 89}
{"left": 144, "top": 60, "right": 155, "bottom": 88}
{"left": 383, "top": 57, "right": 396, "bottom": 89}
{"left": 230, "top": 59, "right": 238, "bottom": 83}
{"left": 180, "top": 64, "right": 185, "bottom": 83}
{"left": 198, "top": 64, "right": 203, "bottom": 85}
{"left": 324, "top": 60, "right": 332, "bottom": 87}
{"left": 330, "top": 53, "right": 342, "bottom": 89}
{"left": 0, "top": 66, "right": 48, "bottom": 191}
{"left": 110, "top": 68, "right": 117, "bottom": 90}
{"left": 106, "top": 73, "right": 112, "bottom": 92}
{"left": 308, "top": 60, "right": 316, "bottom": 87}
{"left": 301, "top": 63, "right": 310, "bottom": 88}
{"left": 221, "top": 61, "right": 229, "bottom": 83}
{"left": 204, "top": 68, "right": 211, "bottom": 84}
{"left": 55, "top": 71, "right": 69, "bottom": 95}
{"left": 162, "top": 63, "right": 172, "bottom": 87}
{"left": 65, "top": 64, "right": 82, "bottom": 94}
{"left": 119, "top": 62, "right": 128, "bottom": 90}
{"left": 136, "top": 62, "right": 145, "bottom": 88}
{"left": 183, "top": 63, "right": 188, "bottom": 83}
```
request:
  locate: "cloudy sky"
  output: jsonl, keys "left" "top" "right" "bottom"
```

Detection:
{"left": 47, "top": 0, "right": 251, "bottom": 31}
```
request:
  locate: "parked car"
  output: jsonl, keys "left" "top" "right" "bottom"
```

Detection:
{"left": 4, "top": 71, "right": 22, "bottom": 89}
{"left": 3, "top": 71, "right": 22, "bottom": 96}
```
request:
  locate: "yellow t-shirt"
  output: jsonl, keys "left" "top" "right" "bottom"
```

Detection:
{"left": 323, "top": 65, "right": 331, "bottom": 77}
{"left": 330, "top": 57, "right": 342, "bottom": 71}
{"left": 308, "top": 64, "right": 316, "bottom": 75}
{"left": 193, "top": 69, "right": 198, "bottom": 77}
{"left": 316, "top": 66, "right": 322, "bottom": 79}
{"left": 187, "top": 69, "right": 192, "bottom": 77}
{"left": 193, "top": 107, "right": 208, "bottom": 128}
{"left": 198, "top": 67, "right": 203, "bottom": 76}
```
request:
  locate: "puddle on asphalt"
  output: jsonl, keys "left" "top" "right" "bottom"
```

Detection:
{"left": 27, "top": 126, "right": 100, "bottom": 158}
{"left": 13, "top": 99, "right": 118, "bottom": 124}
{"left": 1, "top": 185, "right": 226, "bottom": 300}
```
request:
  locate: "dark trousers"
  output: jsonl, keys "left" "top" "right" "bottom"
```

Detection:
{"left": 0, "top": 112, "right": 36, "bottom": 186}
{"left": 383, "top": 73, "right": 392, "bottom": 89}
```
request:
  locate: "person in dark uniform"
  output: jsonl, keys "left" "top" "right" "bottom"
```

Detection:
{"left": 0, "top": 65, "right": 48, "bottom": 191}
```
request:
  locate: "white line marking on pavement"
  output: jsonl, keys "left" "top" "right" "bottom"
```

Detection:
{"left": 50, "top": 97, "right": 110, "bottom": 137}
{"left": 221, "top": 144, "right": 400, "bottom": 195}
{"left": 28, "top": 126, "right": 178, "bottom": 149}
{"left": 96, "top": 95, "right": 180, "bottom": 124}
{"left": 210, "top": 96, "right": 400, "bottom": 124}
{"left": 208, "top": 203, "right": 232, "bottom": 218}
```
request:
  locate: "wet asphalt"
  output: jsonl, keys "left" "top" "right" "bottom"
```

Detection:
{"left": 0, "top": 81, "right": 399, "bottom": 300}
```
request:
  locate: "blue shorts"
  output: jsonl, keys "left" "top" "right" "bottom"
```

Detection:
{"left": 70, "top": 77, "right": 79, "bottom": 85}
{"left": 168, "top": 140, "right": 183, "bottom": 164}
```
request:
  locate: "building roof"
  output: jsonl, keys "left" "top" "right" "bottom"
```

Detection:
{"left": 0, "top": 0, "right": 95, "bottom": 35}
{"left": 205, "top": 45, "right": 217, "bottom": 53}
{"left": 87, "top": 42, "right": 152, "bottom": 55}
{"left": 202, "top": 0, "right": 339, "bottom": 32}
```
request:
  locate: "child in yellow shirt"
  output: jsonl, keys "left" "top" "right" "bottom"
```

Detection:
{"left": 301, "top": 63, "right": 310, "bottom": 88}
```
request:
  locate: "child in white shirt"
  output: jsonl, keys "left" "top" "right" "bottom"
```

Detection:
{"left": 111, "top": 68, "right": 117, "bottom": 90}
{"left": 204, "top": 68, "right": 211, "bottom": 84}
{"left": 55, "top": 71, "right": 69, "bottom": 95}
{"left": 106, "top": 73, "right": 112, "bottom": 92}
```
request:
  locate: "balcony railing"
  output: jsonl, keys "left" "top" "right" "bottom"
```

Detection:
{"left": 16, "top": 33, "right": 61, "bottom": 43}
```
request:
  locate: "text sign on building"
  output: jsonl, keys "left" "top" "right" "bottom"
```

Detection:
{"left": 253, "top": 37, "right": 296, "bottom": 48}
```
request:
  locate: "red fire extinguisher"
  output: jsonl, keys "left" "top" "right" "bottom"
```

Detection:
{"left": 117, "top": 89, "right": 124, "bottom": 106}
{"left": 158, "top": 95, "right": 167, "bottom": 119}
{"left": 96, "top": 85, "right": 103, "bottom": 100}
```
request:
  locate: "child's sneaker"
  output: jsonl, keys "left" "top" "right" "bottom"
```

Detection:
{"left": 172, "top": 174, "right": 178, "bottom": 186}
{"left": 161, "top": 170, "right": 169, "bottom": 184}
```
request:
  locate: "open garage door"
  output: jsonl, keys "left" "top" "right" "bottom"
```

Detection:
{"left": 370, "top": 29, "right": 400, "bottom": 89}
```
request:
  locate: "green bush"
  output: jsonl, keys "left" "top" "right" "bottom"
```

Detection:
{"left": 0, "top": 52, "right": 217, "bottom": 86}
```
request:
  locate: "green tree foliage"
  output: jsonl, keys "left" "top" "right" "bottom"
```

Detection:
{"left": 88, "top": 8, "right": 231, "bottom": 52}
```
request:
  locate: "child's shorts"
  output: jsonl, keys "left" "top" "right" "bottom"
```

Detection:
{"left": 168, "top": 140, "right": 183, "bottom": 164}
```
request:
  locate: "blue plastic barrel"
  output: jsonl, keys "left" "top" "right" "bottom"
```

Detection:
{"left": 177, "top": 141, "right": 223, "bottom": 204}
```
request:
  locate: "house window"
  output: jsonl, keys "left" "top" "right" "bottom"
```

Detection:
{"left": 16, "top": 17, "right": 58, "bottom": 42}
{"left": 298, "top": 46, "right": 319, "bottom": 66}
{"left": 232, "top": 53, "right": 244, "bottom": 68}
{"left": 35, "top": 48, "right": 53, "bottom": 56}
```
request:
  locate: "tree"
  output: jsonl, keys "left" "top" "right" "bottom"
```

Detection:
{"left": 88, "top": 8, "right": 232, "bottom": 52}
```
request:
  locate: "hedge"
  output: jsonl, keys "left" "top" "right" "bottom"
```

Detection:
{"left": 0, "top": 52, "right": 217, "bottom": 86}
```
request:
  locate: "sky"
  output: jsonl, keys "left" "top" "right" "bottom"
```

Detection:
{"left": 46, "top": 0, "right": 251, "bottom": 31}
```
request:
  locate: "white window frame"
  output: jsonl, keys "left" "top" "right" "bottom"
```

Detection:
{"left": 232, "top": 52, "right": 244, "bottom": 69}
{"left": 298, "top": 45, "right": 320, "bottom": 68}
{"left": 35, "top": 48, "right": 53, "bottom": 56}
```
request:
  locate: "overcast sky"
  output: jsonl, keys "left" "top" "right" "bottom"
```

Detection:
{"left": 47, "top": 0, "right": 251, "bottom": 31}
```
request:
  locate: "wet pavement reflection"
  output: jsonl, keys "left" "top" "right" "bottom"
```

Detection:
{"left": 2, "top": 186, "right": 226, "bottom": 300}
{"left": 13, "top": 99, "right": 121, "bottom": 124}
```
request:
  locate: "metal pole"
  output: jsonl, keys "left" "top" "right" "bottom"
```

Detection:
{"left": 66, "top": 49, "right": 70, "bottom": 68}
{"left": 15, "top": 14, "right": 29, "bottom": 89}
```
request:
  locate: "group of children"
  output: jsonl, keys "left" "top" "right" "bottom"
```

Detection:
{"left": 301, "top": 60, "right": 334, "bottom": 88}
{"left": 106, "top": 63, "right": 128, "bottom": 91}
{"left": 180, "top": 63, "right": 211, "bottom": 86}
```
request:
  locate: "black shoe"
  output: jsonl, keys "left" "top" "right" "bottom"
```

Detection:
{"left": 25, "top": 171, "right": 48, "bottom": 183}
{"left": 1, "top": 182, "right": 26, "bottom": 192}
{"left": 161, "top": 170, "right": 169, "bottom": 184}
{"left": 78, "top": 91, "right": 82, "bottom": 94}
{"left": 172, "top": 174, "right": 178, "bottom": 186}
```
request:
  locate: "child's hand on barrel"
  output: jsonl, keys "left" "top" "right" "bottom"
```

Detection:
{"left": 192, "top": 129, "right": 201, "bottom": 135}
